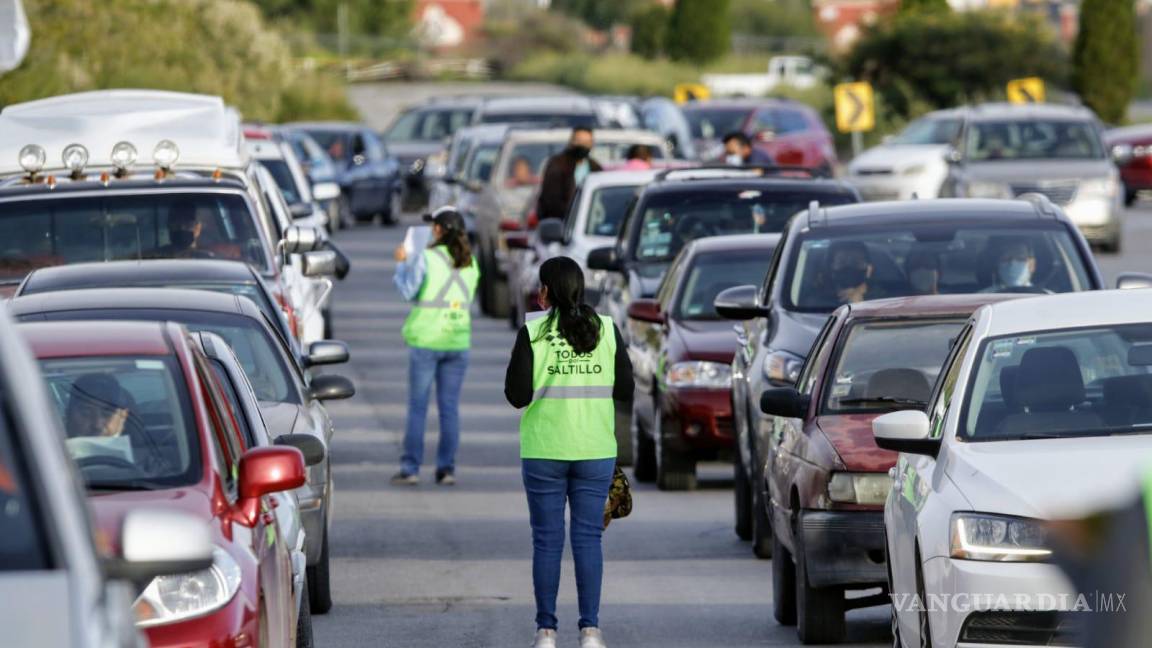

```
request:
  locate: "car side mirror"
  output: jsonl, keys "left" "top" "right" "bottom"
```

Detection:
{"left": 760, "top": 387, "right": 809, "bottom": 419}
{"left": 872, "top": 410, "right": 939, "bottom": 457}
{"left": 235, "top": 447, "right": 307, "bottom": 525}
{"left": 713, "top": 284, "right": 769, "bottom": 320}
{"left": 103, "top": 509, "right": 213, "bottom": 589}
{"left": 301, "top": 250, "right": 338, "bottom": 277}
{"left": 282, "top": 225, "right": 323, "bottom": 254}
{"left": 274, "top": 433, "right": 326, "bottom": 466}
{"left": 309, "top": 373, "right": 356, "bottom": 401}
{"left": 1116, "top": 272, "right": 1152, "bottom": 290}
{"left": 305, "top": 340, "right": 349, "bottom": 367}
{"left": 586, "top": 246, "right": 621, "bottom": 272}
{"left": 538, "top": 219, "right": 565, "bottom": 245}
{"left": 312, "top": 182, "right": 340, "bottom": 201}
{"left": 352, "top": 154, "right": 367, "bottom": 166}
{"left": 944, "top": 147, "right": 963, "bottom": 165}
{"left": 627, "top": 298, "right": 664, "bottom": 324}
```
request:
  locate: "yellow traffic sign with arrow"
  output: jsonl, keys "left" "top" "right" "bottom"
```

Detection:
{"left": 673, "top": 83, "right": 710, "bottom": 104}
{"left": 834, "top": 81, "right": 875, "bottom": 133}
{"left": 1007, "top": 77, "right": 1045, "bottom": 104}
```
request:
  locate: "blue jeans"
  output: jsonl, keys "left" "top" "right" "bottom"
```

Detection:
{"left": 401, "top": 347, "right": 469, "bottom": 475}
{"left": 522, "top": 458, "right": 615, "bottom": 631}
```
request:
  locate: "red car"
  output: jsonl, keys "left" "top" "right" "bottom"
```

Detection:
{"left": 757, "top": 295, "right": 1016, "bottom": 643}
{"left": 682, "top": 99, "right": 837, "bottom": 172}
{"left": 21, "top": 320, "right": 307, "bottom": 647}
{"left": 1105, "top": 124, "right": 1152, "bottom": 205}
{"left": 626, "top": 233, "right": 780, "bottom": 490}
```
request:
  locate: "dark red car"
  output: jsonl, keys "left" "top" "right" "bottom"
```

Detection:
{"left": 21, "top": 320, "right": 307, "bottom": 647}
{"left": 757, "top": 295, "right": 1016, "bottom": 644}
{"left": 626, "top": 234, "right": 780, "bottom": 490}
{"left": 681, "top": 99, "right": 837, "bottom": 172}
{"left": 1105, "top": 124, "right": 1152, "bottom": 205}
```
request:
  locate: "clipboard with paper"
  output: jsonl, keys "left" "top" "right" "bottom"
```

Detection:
{"left": 403, "top": 225, "right": 432, "bottom": 259}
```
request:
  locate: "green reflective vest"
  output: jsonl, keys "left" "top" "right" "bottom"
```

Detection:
{"left": 402, "top": 246, "right": 479, "bottom": 351}
{"left": 520, "top": 313, "right": 616, "bottom": 460}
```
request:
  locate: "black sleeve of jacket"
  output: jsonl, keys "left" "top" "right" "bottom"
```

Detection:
{"left": 536, "top": 155, "right": 571, "bottom": 221}
{"left": 504, "top": 326, "right": 534, "bottom": 409}
{"left": 613, "top": 324, "right": 634, "bottom": 404}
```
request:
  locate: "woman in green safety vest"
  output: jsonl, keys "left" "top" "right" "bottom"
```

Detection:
{"left": 504, "top": 256, "right": 634, "bottom": 648}
{"left": 391, "top": 207, "right": 479, "bottom": 486}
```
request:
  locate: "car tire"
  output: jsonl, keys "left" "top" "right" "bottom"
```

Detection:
{"left": 654, "top": 412, "right": 696, "bottom": 491}
{"left": 383, "top": 190, "right": 403, "bottom": 226}
{"left": 307, "top": 526, "right": 333, "bottom": 614}
{"left": 772, "top": 531, "right": 797, "bottom": 626}
{"left": 733, "top": 456, "right": 753, "bottom": 541}
{"left": 795, "top": 529, "right": 846, "bottom": 644}
{"left": 486, "top": 276, "right": 511, "bottom": 319}
{"left": 1125, "top": 188, "right": 1138, "bottom": 206}
{"left": 632, "top": 408, "right": 656, "bottom": 483}
{"left": 296, "top": 575, "right": 314, "bottom": 648}
{"left": 751, "top": 474, "right": 773, "bottom": 559}
{"left": 1100, "top": 233, "right": 1122, "bottom": 254}
{"left": 615, "top": 403, "right": 634, "bottom": 467}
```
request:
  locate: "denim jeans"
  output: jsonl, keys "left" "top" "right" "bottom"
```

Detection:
{"left": 522, "top": 457, "right": 615, "bottom": 631}
{"left": 401, "top": 347, "right": 469, "bottom": 475}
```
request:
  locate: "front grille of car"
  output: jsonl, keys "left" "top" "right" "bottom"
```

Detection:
{"left": 959, "top": 610, "right": 1079, "bottom": 646}
{"left": 1010, "top": 181, "right": 1079, "bottom": 206}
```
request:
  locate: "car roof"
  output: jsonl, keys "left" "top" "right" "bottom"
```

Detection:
{"left": 0, "top": 89, "right": 247, "bottom": 175}
{"left": 643, "top": 175, "right": 855, "bottom": 196}
{"left": 413, "top": 96, "right": 485, "bottom": 109}
{"left": 977, "top": 289, "right": 1152, "bottom": 337}
{"left": 504, "top": 128, "right": 664, "bottom": 145}
{"left": 842, "top": 294, "right": 1023, "bottom": 320}
{"left": 19, "top": 320, "right": 176, "bottom": 358}
{"left": 479, "top": 96, "right": 595, "bottom": 114}
{"left": 454, "top": 123, "right": 516, "bottom": 144}
{"left": 686, "top": 233, "right": 782, "bottom": 254}
{"left": 10, "top": 287, "right": 262, "bottom": 320}
{"left": 681, "top": 98, "right": 801, "bottom": 111}
{"left": 20, "top": 260, "right": 258, "bottom": 295}
{"left": 581, "top": 169, "right": 661, "bottom": 189}
{"left": 0, "top": 175, "right": 249, "bottom": 198}
{"left": 284, "top": 121, "right": 366, "bottom": 133}
{"left": 808, "top": 198, "right": 1055, "bottom": 229}
{"left": 967, "top": 102, "right": 1097, "bottom": 122}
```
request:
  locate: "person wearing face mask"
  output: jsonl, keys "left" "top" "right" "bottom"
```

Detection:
{"left": 983, "top": 238, "right": 1043, "bottom": 293}
{"left": 155, "top": 201, "right": 215, "bottom": 258}
{"left": 721, "top": 132, "right": 776, "bottom": 167}
{"left": 823, "top": 241, "right": 874, "bottom": 305}
{"left": 536, "top": 127, "right": 603, "bottom": 222}
{"left": 905, "top": 251, "right": 941, "bottom": 295}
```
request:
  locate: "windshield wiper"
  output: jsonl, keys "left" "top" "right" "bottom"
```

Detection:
{"left": 838, "top": 396, "right": 926, "bottom": 408}
{"left": 86, "top": 480, "right": 165, "bottom": 491}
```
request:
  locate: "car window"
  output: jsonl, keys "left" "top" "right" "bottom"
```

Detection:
{"left": 585, "top": 184, "right": 641, "bottom": 237}
{"left": 928, "top": 325, "right": 972, "bottom": 440}
{"left": 964, "top": 119, "right": 1104, "bottom": 161}
{"left": 0, "top": 397, "right": 51, "bottom": 571}
{"left": 892, "top": 117, "right": 962, "bottom": 146}
{"left": 351, "top": 134, "right": 367, "bottom": 159}
{"left": 591, "top": 141, "right": 665, "bottom": 161}
{"left": 467, "top": 144, "right": 500, "bottom": 183}
{"left": 448, "top": 137, "right": 474, "bottom": 176}
{"left": 501, "top": 142, "right": 564, "bottom": 189}
{"left": 784, "top": 224, "right": 1093, "bottom": 313}
{"left": 209, "top": 360, "right": 256, "bottom": 449}
{"left": 684, "top": 108, "right": 751, "bottom": 139}
{"left": 261, "top": 159, "right": 303, "bottom": 205}
{"left": 822, "top": 319, "right": 965, "bottom": 413}
{"left": 795, "top": 314, "right": 839, "bottom": 397}
{"left": 364, "top": 131, "right": 386, "bottom": 161}
{"left": 40, "top": 355, "right": 201, "bottom": 490}
{"left": 655, "top": 249, "right": 686, "bottom": 310}
{"left": 194, "top": 358, "right": 242, "bottom": 496}
{"left": 306, "top": 131, "right": 351, "bottom": 163}
{"left": 961, "top": 323, "right": 1152, "bottom": 441}
{"left": 774, "top": 109, "right": 810, "bottom": 135}
{"left": 634, "top": 189, "right": 854, "bottom": 262}
{"left": 676, "top": 249, "right": 773, "bottom": 320}
{"left": 387, "top": 108, "right": 474, "bottom": 142}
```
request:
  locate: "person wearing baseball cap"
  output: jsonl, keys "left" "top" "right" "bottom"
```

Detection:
{"left": 392, "top": 206, "right": 479, "bottom": 486}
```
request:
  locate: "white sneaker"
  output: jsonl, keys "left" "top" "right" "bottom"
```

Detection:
{"left": 533, "top": 628, "right": 557, "bottom": 648}
{"left": 579, "top": 627, "right": 607, "bottom": 648}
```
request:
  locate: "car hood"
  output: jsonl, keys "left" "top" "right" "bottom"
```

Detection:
{"left": 674, "top": 319, "right": 738, "bottom": 364}
{"left": 259, "top": 401, "right": 306, "bottom": 438}
{"left": 816, "top": 413, "right": 898, "bottom": 473}
{"left": 946, "top": 435, "right": 1152, "bottom": 519}
{"left": 962, "top": 159, "right": 1114, "bottom": 183}
{"left": 849, "top": 144, "right": 949, "bottom": 173}
{"left": 775, "top": 308, "right": 830, "bottom": 358}
{"left": 88, "top": 486, "right": 214, "bottom": 557}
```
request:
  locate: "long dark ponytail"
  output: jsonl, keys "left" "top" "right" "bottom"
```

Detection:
{"left": 536, "top": 256, "right": 601, "bottom": 354}
{"left": 434, "top": 226, "right": 473, "bottom": 269}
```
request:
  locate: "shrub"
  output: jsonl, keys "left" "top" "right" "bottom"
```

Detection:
{"left": 630, "top": 4, "right": 670, "bottom": 59}
{"left": 1073, "top": 0, "right": 1138, "bottom": 123}
{"left": 667, "top": 0, "right": 731, "bottom": 64}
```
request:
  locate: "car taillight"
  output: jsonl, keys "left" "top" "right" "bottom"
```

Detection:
{"left": 526, "top": 209, "right": 539, "bottom": 230}
{"left": 271, "top": 286, "right": 301, "bottom": 338}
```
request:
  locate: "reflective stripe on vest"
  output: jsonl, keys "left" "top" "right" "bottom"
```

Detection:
{"left": 533, "top": 384, "right": 614, "bottom": 401}
{"left": 416, "top": 248, "right": 474, "bottom": 309}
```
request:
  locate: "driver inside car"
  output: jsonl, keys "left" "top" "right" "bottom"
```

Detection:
{"left": 983, "top": 237, "right": 1040, "bottom": 293}
{"left": 64, "top": 373, "right": 133, "bottom": 439}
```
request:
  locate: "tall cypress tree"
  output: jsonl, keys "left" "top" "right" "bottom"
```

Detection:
{"left": 666, "top": 0, "right": 731, "bottom": 64}
{"left": 1073, "top": 0, "right": 1139, "bottom": 123}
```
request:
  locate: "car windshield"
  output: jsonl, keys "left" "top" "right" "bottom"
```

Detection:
{"left": 303, "top": 130, "right": 351, "bottom": 163}
{"left": 684, "top": 108, "right": 751, "bottom": 139}
{"left": 466, "top": 144, "right": 500, "bottom": 182}
{"left": 0, "top": 192, "right": 272, "bottom": 282}
{"left": 965, "top": 120, "right": 1104, "bottom": 161}
{"left": 891, "top": 117, "right": 962, "bottom": 145}
{"left": 823, "top": 319, "right": 965, "bottom": 413}
{"left": 478, "top": 112, "right": 597, "bottom": 128}
{"left": 585, "top": 185, "right": 641, "bottom": 237}
{"left": 261, "top": 159, "right": 302, "bottom": 205}
{"left": 501, "top": 142, "right": 564, "bottom": 189}
{"left": 784, "top": 224, "right": 1093, "bottom": 313}
{"left": 963, "top": 324, "right": 1152, "bottom": 440}
{"left": 634, "top": 189, "right": 855, "bottom": 262}
{"left": 0, "top": 400, "right": 50, "bottom": 570}
{"left": 677, "top": 250, "right": 773, "bottom": 320}
{"left": 386, "top": 108, "right": 474, "bottom": 142}
{"left": 594, "top": 141, "right": 665, "bottom": 161}
{"left": 40, "top": 355, "right": 201, "bottom": 490}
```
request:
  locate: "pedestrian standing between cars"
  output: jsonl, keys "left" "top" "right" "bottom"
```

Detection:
{"left": 504, "top": 257, "right": 633, "bottom": 648}
{"left": 536, "top": 127, "right": 603, "bottom": 221}
{"left": 722, "top": 131, "right": 776, "bottom": 167}
{"left": 621, "top": 144, "right": 653, "bottom": 170}
{"left": 392, "top": 207, "right": 479, "bottom": 486}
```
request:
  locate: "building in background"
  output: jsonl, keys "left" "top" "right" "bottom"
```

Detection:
{"left": 813, "top": 0, "right": 900, "bottom": 50}
{"left": 416, "top": 0, "right": 484, "bottom": 51}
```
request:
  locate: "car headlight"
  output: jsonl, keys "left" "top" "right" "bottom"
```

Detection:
{"left": 763, "top": 350, "right": 804, "bottom": 385}
{"left": 828, "top": 472, "right": 892, "bottom": 505}
{"left": 901, "top": 163, "right": 927, "bottom": 176}
{"left": 133, "top": 547, "right": 242, "bottom": 627}
{"left": 1079, "top": 175, "right": 1118, "bottom": 197}
{"left": 966, "top": 181, "right": 1011, "bottom": 199}
{"left": 666, "top": 361, "right": 732, "bottom": 388}
{"left": 950, "top": 513, "right": 1052, "bottom": 562}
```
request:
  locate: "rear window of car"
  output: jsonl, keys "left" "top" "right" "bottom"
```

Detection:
{"left": 632, "top": 188, "right": 855, "bottom": 262}
{"left": 684, "top": 107, "right": 752, "bottom": 139}
{"left": 964, "top": 119, "right": 1104, "bottom": 161}
{"left": 676, "top": 249, "right": 773, "bottom": 320}
{"left": 386, "top": 108, "right": 475, "bottom": 142}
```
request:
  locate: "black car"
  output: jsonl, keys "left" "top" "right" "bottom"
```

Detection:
{"left": 384, "top": 97, "right": 483, "bottom": 207}
{"left": 714, "top": 197, "right": 1107, "bottom": 560}
{"left": 287, "top": 121, "right": 404, "bottom": 225}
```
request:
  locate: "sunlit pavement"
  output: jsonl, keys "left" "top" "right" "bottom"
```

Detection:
{"left": 311, "top": 222, "right": 891, "bottom": 647}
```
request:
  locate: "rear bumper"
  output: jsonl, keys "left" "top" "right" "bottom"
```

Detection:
{"left": 665, "top": 387, "right": 734, "bottom": 451}
{"left": 1119, "top": 165, "right": 1152, "bottom": 192}
{"left": 799, "top": 510, "right": 887, "bottom": 588}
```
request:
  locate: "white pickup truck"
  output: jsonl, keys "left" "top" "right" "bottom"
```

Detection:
{"left": 702, "top": 55, "right": 822, "bottom": 98}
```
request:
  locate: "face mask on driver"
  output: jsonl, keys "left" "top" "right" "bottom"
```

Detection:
{"left": 170, "top": 229, "right": 195, "bottom": 248}
{"left": 568, "top": 145, "right": 591, "bottom": 160}
{"left": 998, "top": 259, "right": 1031, "bottom": 287}
{"left": 909, "top": 268, "right": 937, "bottom": 294}
{"left": 832, "top": 266, "right": 868, "bottom": 290}
{"left": 725, "top": 154, "right": 744, "bottom": 166}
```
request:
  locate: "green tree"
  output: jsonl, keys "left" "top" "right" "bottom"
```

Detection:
{"left": 729, "top": 0, "right": 819, "bottom": 39}
{"left": 897, "top": 0, "right": 950, "bottom": 15}
{"left": 666, "top": 0, "right": 731, "bottom": 64}
{"left": 551, "top": 0, "right": 640, "bottom": 30}
{"left": 1073, "top": 0, "right": 1138, "bottom": 123}
{"left": 844, "top": 11, "right": 1068, "bottom": 119}
{"left": 630, "top": 4, "right": 669, "bottom": 59}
